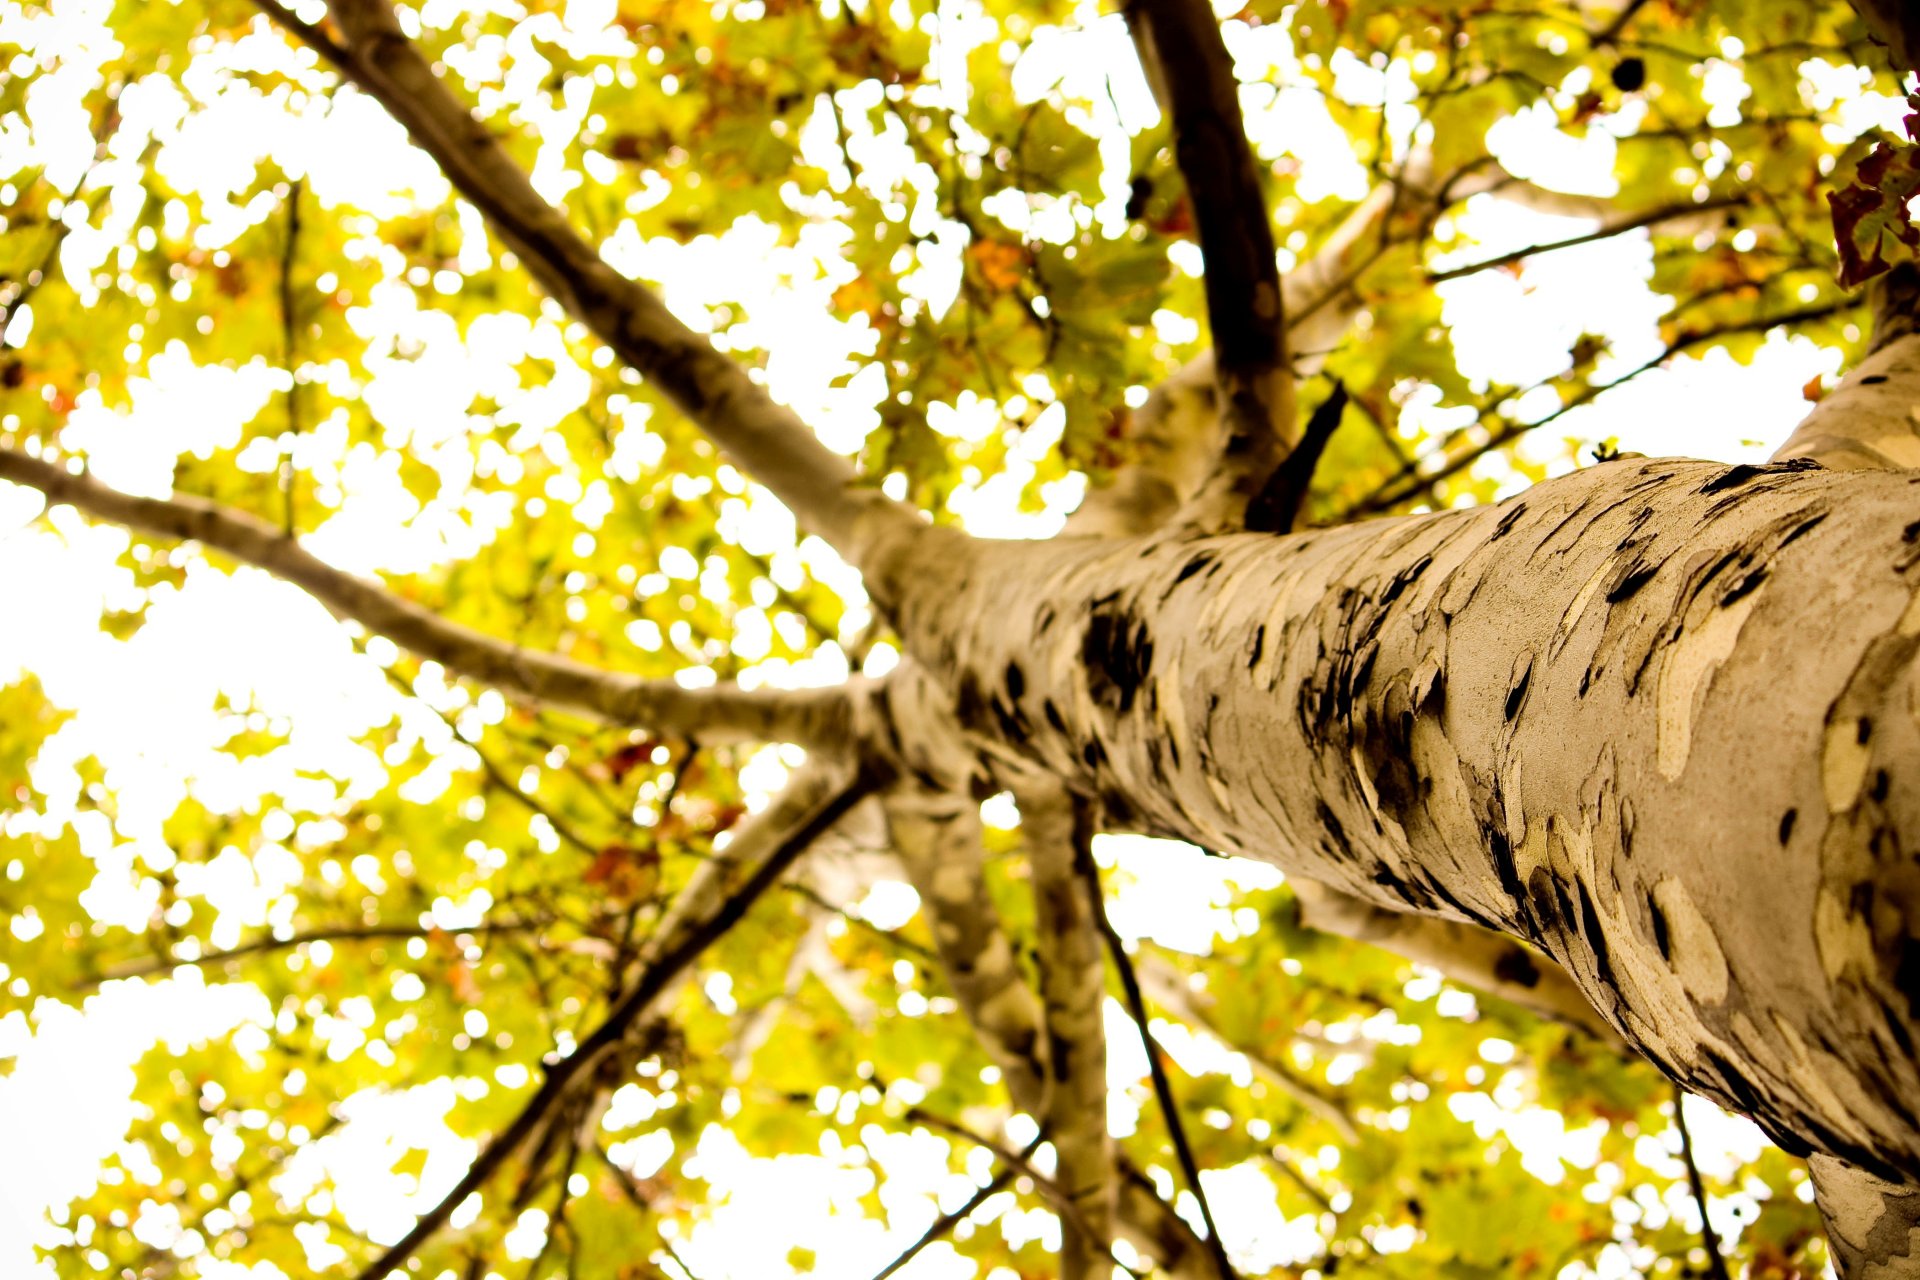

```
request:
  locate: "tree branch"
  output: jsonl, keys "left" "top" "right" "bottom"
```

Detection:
{"left": 1134, "top": 954, "right": 1361, "bottom": 1141}
{"left": 1083, "top": 854, "right": 1238, "bottom": 1280}
{"left": 1288, "top": 879, "right": 1625, "bottom": 1047}
{"left": 77, "top": 918, "right": 548, "bottom": 988}
{"left": 901, "top": 1107, "right": 1141, "bottom": 1278}
{"left": 865, "top": 1163, "right": 1022, "bottom": 1280}
{"left": 1427, "top": 194, "right": 1748, "bottom": 285}
{"left": 250, "top": 0, "right": 924, "bottom": 581}
{"left": 0, "top": 448, "right": 849, "bottom": 744}
{"left": 346, "top": 764, "right": 876, "bottom": 1280}
{"left": 885, "top": 786, "right": 1053, "bottom": 1115}
{"left": 884, "top": 786, "right": 1218, "bottom": 1279}
{"left": 1353, "top": 298, "right": 1851, "bottom": 514}
{"left": 1022, "top": 788, "right": 1115, "bottom": 1278}
{"left": 1124, "top": 0, "right": 1294, "bottom": 529}
{"left": 1672, "top": 1087, "right": 1734, "bottom": 1280}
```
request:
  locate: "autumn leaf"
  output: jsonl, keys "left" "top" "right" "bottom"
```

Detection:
{"left": 966, "top": 238, "right": 1029, "bottom": 292}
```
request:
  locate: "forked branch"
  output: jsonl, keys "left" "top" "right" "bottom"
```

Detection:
{"left": 1124, "top": 0, "right": 1293, "bottom": 527}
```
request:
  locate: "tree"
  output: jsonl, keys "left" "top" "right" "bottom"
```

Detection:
{"left": 1, "top": 0, "right": 1918, "bottom": 1275}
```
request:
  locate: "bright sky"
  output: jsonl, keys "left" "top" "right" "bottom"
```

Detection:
{"left": 0, "top": 0, "right": 1907, "bottom": 1276}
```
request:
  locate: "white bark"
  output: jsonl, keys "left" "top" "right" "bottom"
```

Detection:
{"left": 1288, "top": 878, "right": 1625, "bottom": 1047}
{"left": 1021, "top": 787, "right": 1115, "bottom": 1278}
{"left": 872, "top": 444, "right": 1920, "bottom": 1184}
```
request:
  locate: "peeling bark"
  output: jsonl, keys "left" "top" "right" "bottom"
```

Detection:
{"left": 886, "top": 786, "right": 1053, "bottom": 1114}
{"left": 1814, "top": 1155, "right": 1920, "bottom": 1279}
{"left": 876, "top": 451, "right": 1920, "bottom": 1182}
{"left": 1289, "top": 878, "right": 1625, "bottom": 1047}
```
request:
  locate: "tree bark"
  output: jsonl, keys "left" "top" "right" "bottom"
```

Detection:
{"left": 868, "top": 449, "right": 1920, "bottom": 1184}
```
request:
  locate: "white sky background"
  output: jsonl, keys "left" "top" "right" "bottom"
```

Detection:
{"left": 0, "top": 0, "right": 1909, "bottom": 1276}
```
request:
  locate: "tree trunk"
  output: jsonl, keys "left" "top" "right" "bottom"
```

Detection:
{"left": 869, "top": 455, "right": 1920, "bottom": 1186}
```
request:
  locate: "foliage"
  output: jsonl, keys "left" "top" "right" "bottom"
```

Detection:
{"left": 0, "top": 0, "right": 1905, "bottom": 1276}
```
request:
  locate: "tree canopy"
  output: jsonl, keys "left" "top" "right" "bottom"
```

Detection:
{"left": 0, "top": 0, "right": 1915, "bottom": 1277}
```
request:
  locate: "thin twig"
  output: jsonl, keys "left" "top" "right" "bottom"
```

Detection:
{"left": 1081, "top": 859, "right": 1238, "bottom": 1280}
{"left": 1427, "top": 194, "right": 1746, "bottom": 285}
{"left": 278, "top": 178, "right": 304, "bottom": 535}
{"left": 346, "top": 769, "right": 878, "bottom": 1280}
{"left": 78, "top": 918, "right": 542, "bottom": 988}
{"left": 1673, "top": 1086, "right": 1733, "bottom": 1280}
{"left": 900, "top": 1108, "right": 1144, "bottom": 1280}
{"left": 1350, "top": 298, "right": 1851, "bottom": 515}
{"left": 866, "top": 1155, "right": 1029, "bottom": 1280}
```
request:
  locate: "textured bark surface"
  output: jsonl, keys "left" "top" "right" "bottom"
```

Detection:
{"left": 1814, "top": 1155, "right": 1920, "bottom": 1278}
{"left": 1289, "top": 878, "right": 1624, "bottom": 1047}
{"left": 876, "top": 457, "right": 1920, "bottom": 1182}
{"left": 1023, "top": 790, "right": 1115, "bottom": 1278}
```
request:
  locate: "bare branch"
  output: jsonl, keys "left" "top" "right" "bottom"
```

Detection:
{"left": 0, "top": 448, "right": 849, "bottom": 744}
{"left": 346, "top": 764, "right": 875, "bottom": 1280}
{"left": 78, "top": 918, "right": 548, "bottom": 988}
{"left": 1083, "top": 850, "right": 1238, "bottom": 1280}
{"left": 866, "top": 1164, "right": 1021, "bottom": 1280}
{"left": 251, "top": 0, "right": 923, "bottom": 579}
{"left": 1134, "top": 955, "right": 1361, "bottom": 1141}
{"left": 1427, "top": 194, "right": 1747, "bottom": 285}
{"left": 1289, "top": 879, "right": 1625, "bottom": 1048}
{"left": 901, "top": 1107, "right": 1142, "bottom": 1278}
{"left": 886, "top": 786, "right": 1053, "bottom": 1115}
{"left": 1672, "top": 1087, "right": 1734, "bottom": 1280}
{"left": 1353, "top": 298, "right": 1852, "bottom": 514}
{"left": 1124, "top": 0, "right": 1294, "bottom": 528}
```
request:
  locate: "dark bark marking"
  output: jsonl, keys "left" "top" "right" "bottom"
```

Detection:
{"left": 1083, "top": 604, "right": 1154, "bottom": 715}
{"left": 1489, "top": 501, "right": 1528, "bottom": 541}
{"left": 1526, "top": 866, "right": 1568, "bottom": 937}
{"left": 1779, "top": 808, "right": 1798, "bottom": 845}
{"left": 1720, "top": 564, "right": 1769, "bottom": 606}
{"left": 1248, "top": 623, "right": 1265, "bottom": 670}
{"left": 955, "top": 670, "right": 987, "bottom": 732}
{"left": 1862, "top": 374, "right": 1890, "bottom": 384}
{"left": 1315, "top": 800, "right": 1350, "bottom": 860}
{"left": 1378, "top": 554, "right": 1433, "bottom": 609}
{"left": 1489, "top": 826, "right": 1525, "bottom": 909}
{"left": 1779, "top": 511, "right": 1829, "bottom": 547}
{"left": 1885, "top": 997, "right": 1917, "bottom": 1059}
{"left": 1043, "top": 698, "right": 1068, "bottom": 735}
{"left": 1503, "top": 656, "right": 1533, "bottom": 722}
{"left": 1699, "top": 457, "right": 1822, "bottom": 495}
{"left": 1574, "top": 879, "right": 1618, "bottom": 995}
{"left": 1174, "top": 550, "right": 1217, "bottom": 584}
{"left": 1647, "top": 892, "right": 1672, "bottom": 961}
{"left": 1896, "top": 939, "right": 1920, "bottom": 1021}
{"left": 1905, "top": 519, "right": 1920, "bottom": 544}
{"left": 1005, "top": 661, "right": 1025, "bottom": 702}
{"left": 1606, "top": 562, "right": 1660, "bottom": 604}
{"left": 1493, "top": 946, "right": 1542, "bottom": 989}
